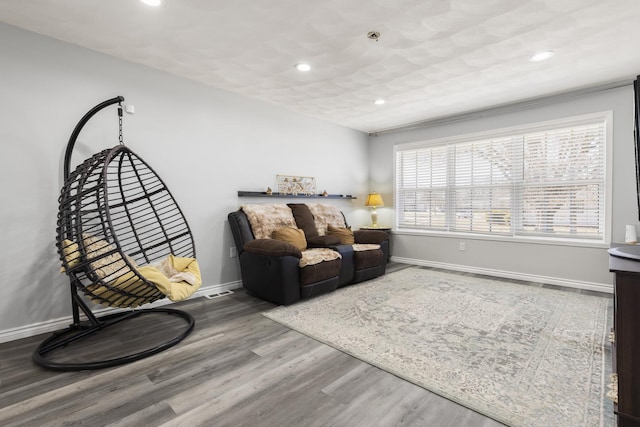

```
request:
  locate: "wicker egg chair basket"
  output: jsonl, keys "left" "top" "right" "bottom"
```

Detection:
{"left": 33, "top": 96, "right": 198, "bottom": 371}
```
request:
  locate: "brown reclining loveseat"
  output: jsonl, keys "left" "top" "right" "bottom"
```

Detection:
{"left": 228, "top": 203, "right": 389, "bottom": 305}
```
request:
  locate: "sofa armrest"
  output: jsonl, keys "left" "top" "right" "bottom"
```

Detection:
{"left": 238, "top": 250, "right": 302, "bottom": 305}
{"left": 243, "top": 239, "right": 302, "bottom": 259}
{"left": 307, "top": 235, "right": 341, "bottom": 248}
{"left": 353, "top": 230, "right": 389, "bottom": 244}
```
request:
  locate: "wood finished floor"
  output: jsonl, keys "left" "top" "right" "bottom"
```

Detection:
{"left": 0, "top": 264, "right": 608, "bottom": 427}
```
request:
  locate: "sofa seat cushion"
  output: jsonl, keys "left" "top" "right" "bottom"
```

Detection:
{"left": 353, "top": 247, "right": 384, "bottom": 270}
{"left": 299, "top": 248, "right": 341, "bottom": 267}
{"left": 241, "top": 204, "right": 297, "bottom": 239}
{"left": 300, "top": 257, "right": 341, "bottom": 286}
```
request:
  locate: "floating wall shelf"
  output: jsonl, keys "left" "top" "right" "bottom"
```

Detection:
{"left": 238, "top": 191, "right": 356, "bottom": 199}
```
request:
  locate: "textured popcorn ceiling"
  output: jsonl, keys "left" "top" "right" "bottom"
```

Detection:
{"left": 2, "top": 0, "right": 640, "bottom": 133}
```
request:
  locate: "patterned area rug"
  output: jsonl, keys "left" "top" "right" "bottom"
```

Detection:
{"left": 263, "top": 267, "right": 613, "bottom": 426}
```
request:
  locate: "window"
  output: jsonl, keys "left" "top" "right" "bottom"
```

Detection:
{"left": 395, "top": 113, "right": 609, "bottom": 242}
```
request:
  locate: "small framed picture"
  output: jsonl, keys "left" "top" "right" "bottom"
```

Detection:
{"left": 277, "top": 175, "right": 317, "bottom": 196}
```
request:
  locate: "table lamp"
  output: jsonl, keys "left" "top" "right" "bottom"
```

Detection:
{"left": 365, "top": 192, "right": 384, "bottom": 226}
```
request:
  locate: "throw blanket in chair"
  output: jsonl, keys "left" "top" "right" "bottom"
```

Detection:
{"left": 61, "top": 236, "right": 202, "bottom": 307}
{"left": 137, "top": 255, "right": 202, "bottom": 301}
{"left": 89, "top": 255, "right": 202, "bottom": 307}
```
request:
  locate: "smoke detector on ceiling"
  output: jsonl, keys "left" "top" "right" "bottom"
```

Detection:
{"left": 367, "top": 31, "right": 381, "bottom": 41}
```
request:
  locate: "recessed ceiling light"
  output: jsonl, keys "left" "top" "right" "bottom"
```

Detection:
{"left": 374, "top": 99, "right": 385, "bottom": 105}
{"left": 140, "top": 0, "right": 162, "bottom": 6}
{"left": 294, "top": 63, "right": 311, "bottom": 72}
{"left": 529, "top": 50, "right": 555, "bottom": 62}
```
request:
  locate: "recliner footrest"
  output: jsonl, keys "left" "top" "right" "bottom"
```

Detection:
{"left": 300, "top": 258, "right": 341, "bottom": 285}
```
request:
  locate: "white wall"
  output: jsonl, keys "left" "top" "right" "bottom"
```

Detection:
{"left": 370, "top": 85, "right": 637, "bottom": 291}
{"left": 3, "top": 21, "right": 632, "bottom": 342}
{"left": 0, "top": 24, "right": 369, "bottom": 340}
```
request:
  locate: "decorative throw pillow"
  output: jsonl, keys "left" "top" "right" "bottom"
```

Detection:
{"left": 272, "top": 227, "right": 307, "bottom": 251}
{"left": 60, "top": 239, "right": 81, "bottom": 272}
{"left": 327, "top": 225, "right": 355, "bottom": 245}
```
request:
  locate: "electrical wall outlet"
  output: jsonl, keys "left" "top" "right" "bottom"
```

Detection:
{"left": 459, "top": 242, "right": 466, "bottom": 251}
{"left": 230, "top": 246, "right": 237, "bottom": 258}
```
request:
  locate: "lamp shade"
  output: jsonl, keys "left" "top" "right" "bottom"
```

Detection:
{"left": 365, "top": 193, "right": 384, "bottom": 207}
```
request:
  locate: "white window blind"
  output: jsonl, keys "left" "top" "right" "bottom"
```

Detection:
{"left": 395, "top": 114, "right": 608, "bottom": 241}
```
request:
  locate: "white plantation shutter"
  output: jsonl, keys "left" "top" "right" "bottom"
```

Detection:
{"left": 450, "top": 136, "right": 516, "bottom": 235}
{"left": 396, "top": 146, "right": 448, "bottom": 230}
{"left": 395, "top": 114, "right": 608, "bottom": 241}
{"left": 517, "top": 121, "right": 606, "bottom": 238}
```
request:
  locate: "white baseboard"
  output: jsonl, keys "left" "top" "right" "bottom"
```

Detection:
{"left": 0, "top": 281, "right": 243, "bottom": 344}
{"left": 390, "top": 256, "right": 613, "bottom": 294}
{"left": 4, "top": 259, "right": 611, "bottom": 344}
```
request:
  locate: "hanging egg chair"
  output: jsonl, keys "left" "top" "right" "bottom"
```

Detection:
{"left": 33, "top": 96, "right": 201, "bottom": 371}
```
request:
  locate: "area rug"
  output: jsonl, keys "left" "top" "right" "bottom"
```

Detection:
{"left": 263, "top": 267, "right": 613, "bottom": 426}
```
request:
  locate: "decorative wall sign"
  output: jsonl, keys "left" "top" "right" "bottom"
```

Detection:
{"left": 277, "top": 175, "right": 317, "bottom": 196}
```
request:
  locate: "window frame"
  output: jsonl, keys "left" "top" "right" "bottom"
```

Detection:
{"left": 393, "top": 111, "right": 613, "bottom": 247}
